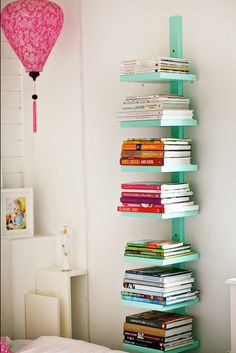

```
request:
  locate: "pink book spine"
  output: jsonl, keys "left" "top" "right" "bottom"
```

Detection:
{"left": 122, "top": 203, "right": 164, "bottom": 210}
{"left": 121, "top": 192, "right": 161, "bottom": 199}
{"left": 121, "top": 183, "right": 162, "bottom": 190}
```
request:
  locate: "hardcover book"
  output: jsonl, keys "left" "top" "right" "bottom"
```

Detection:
{"left": 124, "top": 266, "right": 192, "bottom": 283}
{"left": 121, "top": 182, "right": 189, "bottom": 191}
{"left": 123, "top": 321, "right": 193, "bottom": 337}
{"left": 124, "top": 330, "right": 193, "bottom": 343}
{"left": 125, "top": 311, "right": 193, "bottom": 329}
{"left": 126, "top": 240, "right": 184, "bottom": 249}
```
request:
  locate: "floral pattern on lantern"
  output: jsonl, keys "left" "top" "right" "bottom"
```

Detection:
{"left": 1, "top": 0, "right": 64, "bottom": 72}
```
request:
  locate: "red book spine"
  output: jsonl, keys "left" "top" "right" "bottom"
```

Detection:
{"left": 117, "top": 206, "right": 164, "bottom": 213}
{"left": 121, "top": 192, "right": 161, "bottom": 199}
{"left": 120, "top": 158, "right": 163, "bottom": 166}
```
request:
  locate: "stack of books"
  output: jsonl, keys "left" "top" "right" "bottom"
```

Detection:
{"left": 117, "top": 94, "right": 194, "bottom": 122}
{"left": 123, "top": 310, "right": 194, "bottom": 350}
{"left": 120, "top": 138, "right": 192, "bottom": 167}
{"left": 120, "top": 57, "right": 190, "bottom": 75}
{"left": 122, "top": 266, "right": 199, "bottom": 306}
{"left": 117, "top": 181, "right": 199, "bottom": 214}
{"left": 124, "top": 239, "right": 193, "bottom": 260}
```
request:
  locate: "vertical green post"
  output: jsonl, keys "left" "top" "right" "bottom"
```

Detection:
{"left": 169, "top": 15, "right": 185, "bottom": 314}
{"left": 169, "top": 16, "right": 185, "bottom": 274}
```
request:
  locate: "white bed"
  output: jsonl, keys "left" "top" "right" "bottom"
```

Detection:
{"left": 7, "top": 336, "right": 127, "bottom": 353}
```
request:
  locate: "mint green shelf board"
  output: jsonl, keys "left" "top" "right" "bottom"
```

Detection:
{"left": 122, "top": 298, "right": 199, "bottom": 311}
{"left": 123, "top": 252, "right": 199, "bottom": 266}
{"left": 120, "top": 119, "right": 198, "bottom": 128}
{"left": 121, "top": 164, "right": 198, "bottom": 172}
{"left": 120, "top": 72, "right": 197, "bottom": 83}
{"left": 123, "top": 340, "right": 200, "bottom": 353}
{"left": 121, "top": 210, "right": 199, "bottom": 219}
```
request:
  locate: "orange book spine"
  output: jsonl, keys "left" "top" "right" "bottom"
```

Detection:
{"left": 121, "top": 151, "right": 164, "bottom": 158}
{"left": 122, "top": 143, "right": 164, "bottom": 151}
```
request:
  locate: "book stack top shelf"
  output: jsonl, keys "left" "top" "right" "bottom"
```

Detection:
{"left": 118, "top": 15, "right": 199, "bottom": 353}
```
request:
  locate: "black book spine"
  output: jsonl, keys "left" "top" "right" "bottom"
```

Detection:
{"left": 125, "top": 317, "right": 164, "bottom": 329}
{"left": 124, "top": 338, "right": 165, "bottom": 350}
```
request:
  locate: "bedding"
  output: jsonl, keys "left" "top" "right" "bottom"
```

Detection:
{"left": 8, "top": 340, "right": 31, "bottom": 353}
{"left": 9, "top": 336, "right": 126, "bottom": 353}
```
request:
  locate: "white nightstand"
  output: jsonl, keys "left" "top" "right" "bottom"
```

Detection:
{"left": 36, "top": 266, "right": 87, "bottom": 338}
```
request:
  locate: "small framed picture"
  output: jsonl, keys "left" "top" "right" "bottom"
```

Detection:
{"left": 1, "top": 188, "right": 34, "bottom": 238}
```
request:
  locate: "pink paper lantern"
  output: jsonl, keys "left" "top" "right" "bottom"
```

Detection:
{"left": 1, "top": 0, "right": 64, "bottom": 133}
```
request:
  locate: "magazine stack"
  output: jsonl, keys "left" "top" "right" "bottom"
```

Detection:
{"left": 122, "top": 266, "right": 199, "bottom": 306}
{"left": 117, "top": 94, "right": 194, "bottom": 122}
{"left": 120, "top": 57, "right": 190, "bottom": 75}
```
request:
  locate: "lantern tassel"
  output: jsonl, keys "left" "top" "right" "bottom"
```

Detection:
{"left": 31, "top": 75, "right": 39, "bottom": 133}
{"left": 33, "top": 100, "right": 37, "bottom": 133}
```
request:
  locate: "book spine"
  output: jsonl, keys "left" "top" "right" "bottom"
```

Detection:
{"left": 122, "top": 291, "right": 166, "bottom": 302}
{"left": 123, "top": 139, "right": 163, "bottom": 144}
{"left": 121, "top": 183, "right": 162, "bottom": 190}
{"left": 117, "top": 206, "right": 164, "bottom": 213}
{"left": 124, "top": 330, "right": 165, "bottom": 343}
{"left": 120, "top": 197, "right": 162, "bottom": 205}
{"left": 121, "top": 151, "right": 164, "bottom": 157}
{"left": 120, "top": 158, "right": 163, "bottom": 166}
{"left": 122, "top": 143, "right": 164, "bottom": 151}
{"left": 121, "top": 192, "right": 161, "bottom": 198}
{"left": 125, "top": 317, "right": 165, "bottom": 329}
{"left": 125, "top": 246, "right": 166, "bottom": 253}
{"left": 123, "top": 322, "right": 165, "bottom": 337}
{"left": 122, "top": 294, "right": 165, "bottom": 305}
{"left": 123, "top": 338, "right": 165, "bottom": 350}
{"left": 122, "top": 103, "right": 189, "bottom": 110}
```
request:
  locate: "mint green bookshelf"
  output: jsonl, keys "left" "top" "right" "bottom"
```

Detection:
{"left": 120, "top": 71, "right": 197, "bottom": 83}
{"left": 121, "top": 165, "right": 198, "bottom": 172}
{"left": 119, "top": 16, "right": 200, "bottom": 353}
{"left": 123, "top": 341, "right": 200, "bottom": 353}
{"left": 123, "top": 252, "right": 199, "bottom": 266}
{"left": 121, "top": 210, "right": 198, "bottom": 219}
{"left": 122, "top": 298, "right": 199, "bottom": 311}
{"left": 120, "top": 119, "right": 198, "bottom": 128}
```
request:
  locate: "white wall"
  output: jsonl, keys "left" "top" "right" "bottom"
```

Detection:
{"left": 81, "top": 1, "right": 236, "bottom": 352}
{"left": 22, "top": 0, "right": 87, "bottom": 271}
